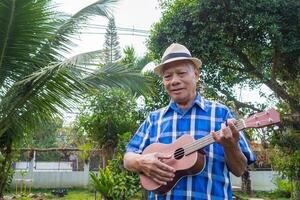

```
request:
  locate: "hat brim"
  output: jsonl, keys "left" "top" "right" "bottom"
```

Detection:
{"left": 153, "top": 57, "right": 202, "bottom": 75}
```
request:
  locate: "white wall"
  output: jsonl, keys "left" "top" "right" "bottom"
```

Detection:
{"left": 12, "top": 163, "right": 89, "bottom": 188}
{"left": 13, "top": 171, "right": 86, "bottom": 188}
{"left": 231, "top": 171, "right": 279, "bottom": 191}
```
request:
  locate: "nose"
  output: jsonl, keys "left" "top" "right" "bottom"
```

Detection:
{"left": 170, "top": 74, "right": 180, "bottom": 86}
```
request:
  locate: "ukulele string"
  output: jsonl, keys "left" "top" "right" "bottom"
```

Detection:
{"left": 179, "top": 122, "right": 244, "bottom": 156}
{"left": 168, "top": 135, "right": 213, "bottom": 159}
{"left": 173, "top": 121, "right": 244, "bottom": 158}
{"left": 172, "top": 135, "right": 212, "bottom": 158}
{"left": 173, "top": 123, "right": 244, "bottom": 158}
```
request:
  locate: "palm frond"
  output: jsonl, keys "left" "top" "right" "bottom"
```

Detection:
{"left": 16, "top": 50, "right": 104, "bottom": 86}
{"left": 0, "top": 50, "right": 100, "bottom": 136}
{"left": 0, "top": 50, "right": 151, "bottom": 137}
{"left": 83, "top": 63, "right": 153, "bottom": 96}
{"left": 72, "top": 0, "right": 118, "bottom": 19}
{"left": 0, "top": 0, "right": 54, "bottom": 86}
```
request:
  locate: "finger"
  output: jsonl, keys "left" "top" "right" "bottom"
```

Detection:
{"left": 228, "top": 118, "right": 237, "bottom": 124}
{"left": 151, "top": 177, "right": 167, "bottom": 185}
{"left": 222, "top": 126, "right": 233, "bottom": 139}
{"left": 151, "top": 170, "right": 174, "bottom": 182}
{"left": 228, "top": 121, "right": 239, "bottom": 140}
{"left": 219, "top": 121, "right": 226, "bottom": 134}
{"left": 156, "top": 161, "right": 176, "bottom": 173}
{"left": 156, "top": 152, "right": 172, "bottom": 160}
{"left": 155, "top": 164, "right": 175, "bottom": 177}
{"left": 227, "top": 120, "right": 238, "bottom": 133}
{"left": 221, "top": 123, "right": 227, "bottom": 136}
{"left": 211, "top": 131, "right": 220, "bottom": 141}
{"left": 222, "top": 120, "right": 237, "bottom": 140}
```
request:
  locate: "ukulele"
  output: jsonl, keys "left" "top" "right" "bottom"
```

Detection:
{"left": 140, "top": 108, "right": 280, "bottom": 194}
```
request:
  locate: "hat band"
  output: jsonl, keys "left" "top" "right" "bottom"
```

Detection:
{"left": 162, "top": 52, "right": 191, "bottom": 63}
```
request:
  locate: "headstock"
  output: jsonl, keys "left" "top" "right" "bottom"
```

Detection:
{"left": 241, "top": 108, "right": 281, "bottom": 129}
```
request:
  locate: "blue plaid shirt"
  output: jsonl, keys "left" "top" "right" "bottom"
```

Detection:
{"left": 126, "top": 94, "right": 256, "bottom": 200}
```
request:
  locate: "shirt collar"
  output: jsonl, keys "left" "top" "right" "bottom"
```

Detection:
{"left": 163, "top": 93, "right": 207, "bottom": 116}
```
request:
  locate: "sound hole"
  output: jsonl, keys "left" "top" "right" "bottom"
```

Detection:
{"left": 174, "top": 148, "right": 184, "bottom": 160}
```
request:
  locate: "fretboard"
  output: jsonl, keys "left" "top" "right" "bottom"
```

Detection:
{"left": 183, "top": 120, "right": 245, "bottom": 155}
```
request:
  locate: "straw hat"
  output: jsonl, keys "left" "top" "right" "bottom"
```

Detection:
{"left": 154, "top": 43, "right": 202, "bottom": 75}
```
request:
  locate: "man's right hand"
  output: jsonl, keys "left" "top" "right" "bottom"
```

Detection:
{"left": 124, "top": 152, "right": 176, "bottom": 185}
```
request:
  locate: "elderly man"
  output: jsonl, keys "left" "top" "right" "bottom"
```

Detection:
{"left": 124, "top": 43, "right": 256, "bottom": 200}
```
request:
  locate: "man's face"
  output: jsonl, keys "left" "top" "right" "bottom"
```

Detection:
{"left": 162, "top": 60, "right": 199, "bottom": 105}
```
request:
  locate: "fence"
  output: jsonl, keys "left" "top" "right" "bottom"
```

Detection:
{"left": 12, "top": 159, "right": 279, "bottom": 190}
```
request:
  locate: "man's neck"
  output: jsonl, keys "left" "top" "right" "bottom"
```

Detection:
{"left": 176, "top": 102, "right": 193, "bottom": 112}
{"left": 175, "top": 93, "right": 197, "bottom": 112}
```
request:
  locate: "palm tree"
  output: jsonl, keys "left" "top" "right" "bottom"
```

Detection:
{"left": 0, "top": 0, "right": 149, "bottom": 197}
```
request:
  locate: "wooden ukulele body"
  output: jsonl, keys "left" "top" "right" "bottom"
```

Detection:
{"left": 140, "top": 134, "right": 206, "bottom": 194}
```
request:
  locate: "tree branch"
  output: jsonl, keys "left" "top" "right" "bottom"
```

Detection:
{"left": 219, "top": 88, "right": 262, "bottom": 112}
{"left": 233, "top": 49, "right": 300, "bottom": 113}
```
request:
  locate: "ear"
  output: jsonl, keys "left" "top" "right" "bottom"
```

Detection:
{"left": 194, "top": 68, "right": 200, "bottom": 81}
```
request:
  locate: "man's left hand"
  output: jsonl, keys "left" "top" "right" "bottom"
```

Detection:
{"left": 212, "top": 119, "right": 240, "bottom": 148}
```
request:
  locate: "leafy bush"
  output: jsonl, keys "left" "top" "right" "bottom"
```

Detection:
{"left": 90, "top": 168, "right": 114, "bottom": 200}
{"left": 273, "top": 178, "right": 292, "bottom": 198}
{"left": 4, "top": 168, "right": 15, "bottom": 193}
{"left": 90, "top": 132, "right": 141, "bottom": 200}
{"left": 108, "top": 153, "right": 140, "bottom": 200}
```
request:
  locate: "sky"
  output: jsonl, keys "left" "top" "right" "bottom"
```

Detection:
{"left": 54, "top": 0, "right": 162, "bottom": 57}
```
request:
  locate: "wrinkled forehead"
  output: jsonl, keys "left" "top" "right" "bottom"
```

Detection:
{"left": 161, "top": 60, "right": 195, "bottom": 74}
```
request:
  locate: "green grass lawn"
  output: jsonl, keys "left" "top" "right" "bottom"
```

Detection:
{"left": 5, "top": 188, "right": 142, "bottom": 200}
{"left": 5, "top": 188, "right": 100, "bottom": 200}
{"left": 51, "top": 189, "right": 99, "bottom": 200}
{"left": 5, "top": 189, "right": 291, "bottom": 200}
{"left": 235, "top": 191, "right": 291, "bottom": 200}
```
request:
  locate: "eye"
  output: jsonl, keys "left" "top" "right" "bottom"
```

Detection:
{"left": 163, "top": 74, "right": 171, "bottom": 80}
{"left": 178, "top": 71, "right": 187, "bottom": 76}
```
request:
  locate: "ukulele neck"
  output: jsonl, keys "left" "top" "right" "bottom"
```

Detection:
{"left": 184, "top": 120, "right": 245, "bottom": 155}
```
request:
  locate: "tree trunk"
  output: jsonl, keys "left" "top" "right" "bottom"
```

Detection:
{"left": 101, "top": 153, "right": 106, "bottom": 169}
{"left": 241, "top": 170, "right": 251, "bottom": 195}
{"left": 0, "top": 143, "right": 12, "bottom": 199}
{"left": 101, "top": 144, "right": 115, "bottom": 169}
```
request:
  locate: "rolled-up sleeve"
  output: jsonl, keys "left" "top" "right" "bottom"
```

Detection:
{"left": 126, "top": 115, "right": 151, "bottom": 154}
{"left": 239, "top": 132, "right": 256, "bottom": 164}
